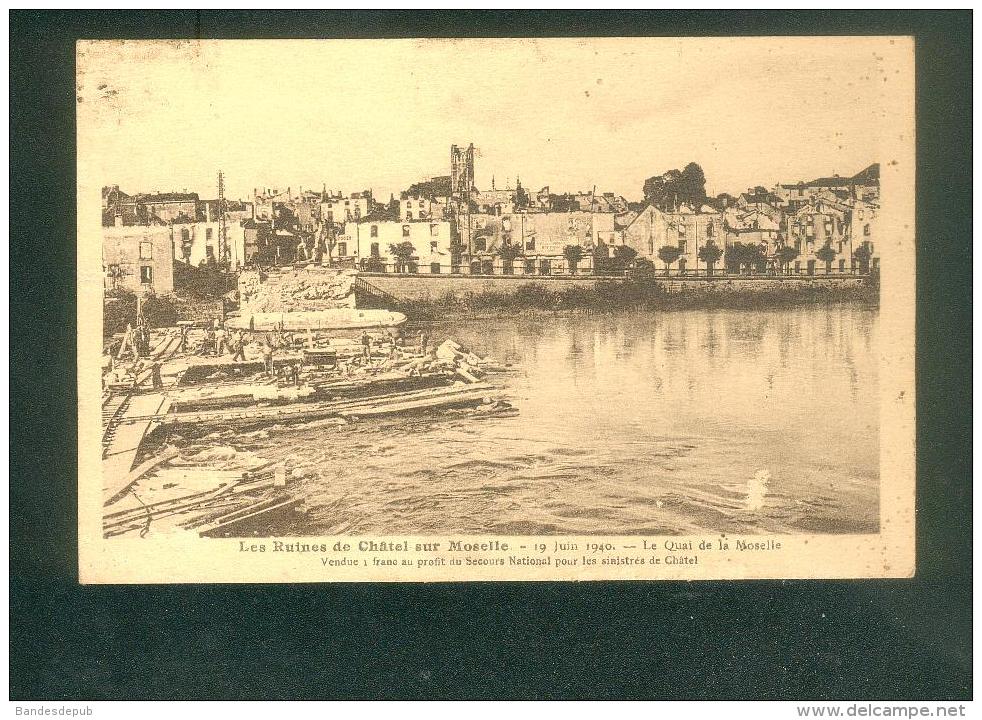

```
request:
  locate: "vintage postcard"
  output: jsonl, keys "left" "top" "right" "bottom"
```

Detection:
{"left": 77, "top": 37, "right": 915, "bottom": 583}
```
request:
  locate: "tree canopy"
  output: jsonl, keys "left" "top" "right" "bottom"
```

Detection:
{"left": 657, "top": 245, "right": 683, "bottom": 274}
{"left": 853, "top": 242, "right": 873, "bottom": 271}
{"left": 515, "top": 181, "right": 530, "bottom": 209}
{"left": 697, "top": 242, "right": 723, "bottom": 267}
{"left": 389, "top": 241, "right": 417, "bottom": 260}
{"left": 815, "top": 242, "right": 838, "bottom": 269}
{"left": 563, "top": 244, "right": 584, "bottom": 263}
{"left": 498, "top": 243, "right": 523, "bottom": 262}
{"left": 593, "top": 243, "right": 637, "bottom": 275}
{"left": 405, "top": 175, "right": 452, "bottom": 199}
{"left": 728, "top": 242, "right": 767, "bottom": 272}
{"left": 643, "top": 162, "right": 708, "bottom": 211}
{"left": 774, "top": 245, "right": 799, "bottom": 272}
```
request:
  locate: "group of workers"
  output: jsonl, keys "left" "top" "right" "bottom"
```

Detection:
{"left": 116, "top": 317, "right": 151, "bottom": 362}
{"left": 109, "top": 315, "right": 159, "bottom": 388}
{"left": 361, "top": 328, "right": 430, "bottom": 361}
{"left": 198, "top": 325, "right": 251, "bottom": 363}
{"left": 196, "top": 321, "right": 283, "bottom": 375}
{"left": 111, "top": 312, "right": 439, "bottom": 392}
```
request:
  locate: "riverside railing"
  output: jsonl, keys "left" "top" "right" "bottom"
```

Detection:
{"left": 243, "top": 260, "right": 875, "bottom": 279}
{"left": 351, "top": 264, "right": 875, "bottom": 279}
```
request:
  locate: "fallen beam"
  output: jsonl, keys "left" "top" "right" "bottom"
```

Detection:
{"left": 198, "top": 496, "right": 303, "bottom": 538}
{"left": 118, "top": 382, "right": 496, "bottom": 427}
{"left": 103, "top": 447, "right": 182, "bottom": 508}
{"left": 340, "top": 388, "right": 498, "bottom": 419}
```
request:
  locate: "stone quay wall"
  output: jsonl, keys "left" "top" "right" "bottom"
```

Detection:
{"left": 234, "top": 266, "right": 874, "bottom": 310}
{"left": 356, "top": 272, "right": 873, "bottom": 303}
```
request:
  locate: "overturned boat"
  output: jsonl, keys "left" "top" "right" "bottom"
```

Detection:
{"left": 226, "top": 308, "right": 407, "bottom": 332}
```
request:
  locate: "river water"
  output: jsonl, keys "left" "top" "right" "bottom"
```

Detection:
{"left": 189, "top": 304, "right": 880, "bottom": 536}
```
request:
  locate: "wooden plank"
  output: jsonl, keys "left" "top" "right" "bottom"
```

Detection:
{"left": 103, "top": 484, "right": 236, "bottom": 532}
{"left": 105, "top": 497, "right": 247, "bottom": 537}
{"left": 102, "top": 392, "right": 171, "bottom": 506}
{"left": 199, "top": 495, "right": 287, "bottom": 525}
{"left": 104, "top": 484, "right": 230, "bottom": 522}
{"left": 127, "top": 382, "right": 494, "bottom": 427}
{"left": 340, "top": 388, "right": 496, "bottom": 419}
{"left": 198, "top": 496, "right": 302, "bottom": 537}
{"left": 455, "top": 367, "right": 482, "bottom": 384}
{"left": 103, "top": 447, "right": 181, "bottom": 507}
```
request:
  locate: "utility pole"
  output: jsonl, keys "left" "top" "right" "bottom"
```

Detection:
{"left": 217, "top": 170, "right": 229, "bottom": 267}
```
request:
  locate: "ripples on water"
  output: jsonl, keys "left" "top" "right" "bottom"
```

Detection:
{"left": 184, "top": 305, "right": 880, "bottom": 536}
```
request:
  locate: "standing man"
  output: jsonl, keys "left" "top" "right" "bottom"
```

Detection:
{"left": 199, "top": 326, "right": 215, "bottom": 356}
{"left": 135, "top": 316, "right": 150, "bottom": 357}
{"left": 216, "top": 324, "right": 230, "bottom": 357}
{"left": 262, "top": 334, "right": 275, "bottom": 376}
{"left": 231, "top": 330, "right": 247, "bottom": 362}
{"left": 361, "top": 331, "right": 372, "bottom": 362}
{"left": 176, "top": 323, "right": 189, "bottom": 354}
{"left": 117, "top": 323, "right": 139, "bottom": 361}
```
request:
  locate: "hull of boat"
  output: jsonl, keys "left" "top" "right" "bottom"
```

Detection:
{"left": 227, "top": 308, "right": 407, "bottom": 332}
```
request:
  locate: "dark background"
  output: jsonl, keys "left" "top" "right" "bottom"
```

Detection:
{"left": 9, "top": 11, "right": 972, "bottom": 700}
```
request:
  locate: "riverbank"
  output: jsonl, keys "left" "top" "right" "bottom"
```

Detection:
{"left": 111, "top": 271, "right": 878, "bottom": 331}
{"left": 381, "top": 275, "right": 879, "bottom": 321}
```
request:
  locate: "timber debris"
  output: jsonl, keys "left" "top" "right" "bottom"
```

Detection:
{"left": 101, "top": 319, "right": 515, "bottom": 538}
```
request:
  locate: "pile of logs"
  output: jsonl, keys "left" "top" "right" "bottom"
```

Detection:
{"left": 103, "top": 461, "right": 301, "bottom": 539}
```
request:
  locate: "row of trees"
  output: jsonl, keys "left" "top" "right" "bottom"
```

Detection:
{"left": 381, "top": 236, "right": 876, "bottom": 276}
{"left": 654, "top": 242, "right": 724, "bottom": 276}
{"left": 381, "top": 239, "right": 615, "bottom": 275}
{"left": 654, "top": 240, "right": 875, "bottom": 275}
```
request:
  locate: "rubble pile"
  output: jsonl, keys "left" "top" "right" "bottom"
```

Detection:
{"left": 102, "top": 456, "right": 303, "bottom": 539}
{"left": 101, "top": 324, "right": 517, "bottom": 539}
{"left": 239, "top": 268, "right": 357, "bottom": 313}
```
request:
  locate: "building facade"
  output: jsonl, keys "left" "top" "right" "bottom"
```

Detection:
{"left": 723, "top": 208, "right": 782, "bottom": 273}
{"left": 343, "top": 219, "right": 454, "bottom": 273}
{"left": 105, "top": 191, "right": 199, "bottom": 226}
{"left": 170, "top": 220, "right": 249, "bottom": 270}
{"left": 252, "top": 188, "right": 292, "bottom": 222}
{"left": 399, "top": 194, "right": 447, "bottom": 222}
{"left": 785, "top": 200, "right": 852, "bottom": 275}
{"left": 320, "top": 191, "right": 373, "bottom": 225}
{"left": 103, "top": 224, "right": 175, "bottom": 295}
{"left": 775, "top": 163, "right": 880, "bottom": 210}
{"left": 450, "top": 143, "right": 475, "bottom": 200}
{"left": 470, "top": 187, "right": 516, "bottom": 215}
{"left": 622, "top": 204, "right": 724, "bottom": 274}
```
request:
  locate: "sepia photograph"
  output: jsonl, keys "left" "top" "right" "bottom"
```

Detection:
{"left": 11, "top": 8, "right": 972, "bottom": 706}
{"left": 76, "top": 36, "right": 915, "bottom": 582}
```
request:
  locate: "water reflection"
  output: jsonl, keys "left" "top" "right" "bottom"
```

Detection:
{"left": 205, "top": 305, "right": 879, "bottom": 536}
